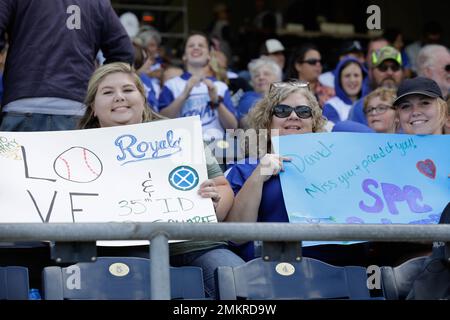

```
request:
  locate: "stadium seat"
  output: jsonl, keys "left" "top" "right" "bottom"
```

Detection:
{"left": 42, "top": 257, "right": 205, "bottom": 300}
{"left": 380, "top": 256, "right": 428, "bottom": 300}
{"left": 215, "top": 257, "right": 375, "bottom": 300}
{"left": 0, "top": 266, "right": 30, "bottom": 300}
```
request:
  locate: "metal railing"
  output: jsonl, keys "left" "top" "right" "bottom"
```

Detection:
{"left": 1, "top": 222, "right": 450, "bottom": 299}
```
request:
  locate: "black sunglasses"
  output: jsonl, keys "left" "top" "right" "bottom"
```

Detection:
{"left": 301, "top": 58, "right": 322, "bottom": 66}
{"left": 377, "top": 63, "right": 401, "bottom": 72}
{"left": 272, "top": 104, "right": 313, "bottom": 119}
{"left": 445, "top": 64, "right": 450, "bottom": 72}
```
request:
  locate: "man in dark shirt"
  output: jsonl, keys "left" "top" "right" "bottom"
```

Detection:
{"left": 0, "top": 0, "right": 134, "bottom": 131}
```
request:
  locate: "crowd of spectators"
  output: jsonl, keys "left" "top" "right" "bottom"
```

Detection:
{"left": 0, "top": 0, "right": 449, "bottom": 299}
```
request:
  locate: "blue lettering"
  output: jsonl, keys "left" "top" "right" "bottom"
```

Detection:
{"left": 114, "top": 130, "right": 182, "bottom": 165}
{"left": 115, "top": 134, "right": 143, "bottom": 161}
{"left": 137, "top": 141, "right": 149, "bottom": 153}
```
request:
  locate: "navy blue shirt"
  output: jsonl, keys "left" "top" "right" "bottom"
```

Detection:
{"left": 237, "top": 91, "right": 262, "bottom": 120}
{"left": 0, "top": 0, "right": 134, "bottom": 106}
{"left": 226, "top": 160, "right": 289, "bottom": 260}
{"left": 227, "top": 159, "right": 371, "bottom": 265}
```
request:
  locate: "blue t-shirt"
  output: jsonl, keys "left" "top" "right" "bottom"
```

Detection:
{"left": 226, "top": 160, "right": 289, "bottom": 260}
{"left": 158, "top": 72, "right": 236, "bottom": 141}
{"left": 226, "top": 159, "right": 371, "bottom": 264}
{"left": 237, "top": 91, "right": 262, "bottom": 120}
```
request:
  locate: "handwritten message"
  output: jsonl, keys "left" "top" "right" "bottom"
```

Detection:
{"left": 0, "top": 117, "right": 216, "bottom": 233}
{"left": 272, "top": 133, "right": 450, "bottom": 233}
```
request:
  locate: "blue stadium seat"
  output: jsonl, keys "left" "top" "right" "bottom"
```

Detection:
{"left": 215, "top": 257, "right": 375, "bottom": 300}
{"left": 0, "top": 266, "right": 30, "bottom": 300}
{"left": 42, "top": 257, "right": 205, "bottom": 300}
{"left": 380, "top": 256, "right": 428, "bottom": 300}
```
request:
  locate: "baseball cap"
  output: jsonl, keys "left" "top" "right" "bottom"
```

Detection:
{"left": 340, "top": 40, "right": 363, "bottom": 55}
{"left": 371, "top": 46, "right": 402, "bottom": 67}
{"left": 265, "top": 39, "right": 285, "bottom": 54}
{"left": 393, "top": 77, "right": 443, "bottom": 105}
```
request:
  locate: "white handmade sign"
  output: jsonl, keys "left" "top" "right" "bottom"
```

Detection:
{"left": 0, "top": 117, "right": 217, "bottom": 227}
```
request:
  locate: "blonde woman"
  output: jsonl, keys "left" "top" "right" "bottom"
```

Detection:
{"left": 394, "top": 77, "right": 448, "bottom": 135}
{"left": 79, "top": 62, "right": 244, "bottom": 298}
{"left": 223, "top": 81, "right": 370, "bottom": 262}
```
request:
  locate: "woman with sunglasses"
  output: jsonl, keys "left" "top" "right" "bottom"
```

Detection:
{"left": 286, "top": 44, "right": 328, "bottom": 107}
{"left": 226, "top": 82, "right": 373, "bottom": 264}
{"left": 78, "top": 62, "right": 245, "bottom": 298}
{"left": 225, "top": 81, "right": 333, "bottom": 261}
{"left": 363, "top": 87, "right": 398, "bottom": 133}
{"left": 322, "top": 57, "right": 369, "bottom": 127}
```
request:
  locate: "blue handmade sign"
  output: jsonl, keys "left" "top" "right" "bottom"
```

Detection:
{"left": 272, "top": 133, "right": 450, "bottom": 244}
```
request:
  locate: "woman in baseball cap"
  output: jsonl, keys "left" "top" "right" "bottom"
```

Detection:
{"left": 394, "top": 77, "right": 448, "bottom": 135}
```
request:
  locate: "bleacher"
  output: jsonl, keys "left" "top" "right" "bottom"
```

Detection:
{"left": 1, "top": 209, "right": 450, "bottom": 300}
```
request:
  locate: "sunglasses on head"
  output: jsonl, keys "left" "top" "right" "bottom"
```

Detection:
{"left": 301, "top": 58, "right": 322, "bottom": 66}
{"left": 272, "top": 104, "right": 313, "bottom": 119}
{"left": 269, "top": 80, "right": 309, "bottom": 94}
{"left": 377, "top": 63, "right": 401, "bottom": 72}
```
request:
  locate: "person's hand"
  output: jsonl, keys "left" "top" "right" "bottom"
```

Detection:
{"left": 198, "top": 179, "right": 221, "bottom": 209}
{"left": 256, "top": 154, "right": 291, "bottom": 182}
{"left": 182, "top": 75, "right": 202, "bottom": 98}
{"left": 203, "top": 78, "right": 219, "bottom": 105}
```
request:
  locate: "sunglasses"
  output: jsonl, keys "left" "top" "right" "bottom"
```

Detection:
{"left": 272, "top": 104, "right": 313, "bottom": 119}
{"left": 364, "top": 104, "right": 395, "bottom": 115}
{"left": 301, "top": 58, "right": 322, "bottom": 65}
{"left": 445, "top": 64, "right": 450, "bottom": 73}
{"left": 377, "top": 63, "right": 401, "bottom": 72}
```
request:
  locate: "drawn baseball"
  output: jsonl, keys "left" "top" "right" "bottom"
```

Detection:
{"left": 53, "top": 146, "right": 103, "bottom": 183}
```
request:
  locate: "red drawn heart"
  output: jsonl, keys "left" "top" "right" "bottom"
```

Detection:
{"left": 416, "top": 159, "right": 436, "bottom": 179}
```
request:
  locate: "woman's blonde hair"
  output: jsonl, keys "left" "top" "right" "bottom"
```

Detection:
{"left": 436, "top": 97, "right": 449, "bottom": 132}
{"left": 78, "top": 62, "right": 163, "bottom": 129}
{"left": 244, "top": 81, "right": 326, "bottom": 154}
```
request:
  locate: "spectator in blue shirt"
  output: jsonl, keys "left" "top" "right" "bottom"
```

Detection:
{"left": 238, "top": 57, "right": 281, "bottom": 128}
{"left": 225, "top": 80, "right": 373, "bottom": 263}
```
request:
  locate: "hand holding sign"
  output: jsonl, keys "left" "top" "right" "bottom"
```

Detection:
{"left": 198, "top": 179, "right": 221, "bottom": 209}
{"left": 258, "top": 154, "right": 292, "bottom": 181}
